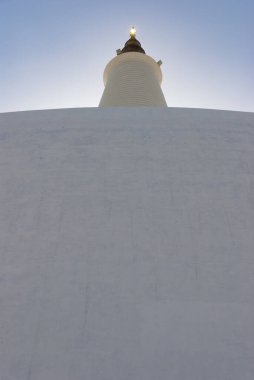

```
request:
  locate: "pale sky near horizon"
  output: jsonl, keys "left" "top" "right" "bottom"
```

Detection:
{"left": 0, "top": 0, "right": 253, "bottom": 113}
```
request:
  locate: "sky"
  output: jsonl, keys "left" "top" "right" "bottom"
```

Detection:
{"left": 0, "top": 0, "right": 253, "bottom": 113}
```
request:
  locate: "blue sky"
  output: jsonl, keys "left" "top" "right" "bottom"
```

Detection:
{"left": 0, "top": 0, "right": 253, "bottom": 112}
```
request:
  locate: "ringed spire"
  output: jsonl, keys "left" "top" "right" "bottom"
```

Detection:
{"left": 99, "top": 27, "right": 167, "bottom": 107}
{"left": 119, "top": 27, "right": 146, "bottom": 55}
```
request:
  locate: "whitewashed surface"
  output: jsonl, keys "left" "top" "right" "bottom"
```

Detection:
{"left": 0, "top": 108, "right": 254, "bottom": 380}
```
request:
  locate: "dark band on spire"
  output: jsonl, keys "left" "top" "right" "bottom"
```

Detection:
{"left": 119, "top": 29, "right": 146, "bottom": 55}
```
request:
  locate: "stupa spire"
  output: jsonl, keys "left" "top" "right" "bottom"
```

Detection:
{"left": 99, "top": 27, "right": 167, "bottom": 107}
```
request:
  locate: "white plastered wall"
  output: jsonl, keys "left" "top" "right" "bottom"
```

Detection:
{"left": 99, "top": 52, "right": 167, "bottom": 107}
{"left": 1, "top": 108, "right": 254, "bottom": 380}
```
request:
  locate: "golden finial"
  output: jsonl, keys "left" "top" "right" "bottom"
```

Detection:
{"left": 130, "top": 26, "right": 136, "bottom": 38}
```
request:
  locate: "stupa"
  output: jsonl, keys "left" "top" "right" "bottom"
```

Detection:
{"left": 0, "top": 28, "right": 254, "bottom": 380}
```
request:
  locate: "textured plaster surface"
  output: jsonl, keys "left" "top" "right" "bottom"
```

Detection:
{"left": 0, "top": 108, "right": 254, "bottom": 379}
{"left": 99, "top": 53, "right": 167, "bottom": 106}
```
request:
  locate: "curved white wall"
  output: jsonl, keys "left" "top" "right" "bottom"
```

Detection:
{"left": 99, "top": 52, "right": 167, "bottom": 107}
{"left": 0, "top": 108, "right": 254, "bottom": 380}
